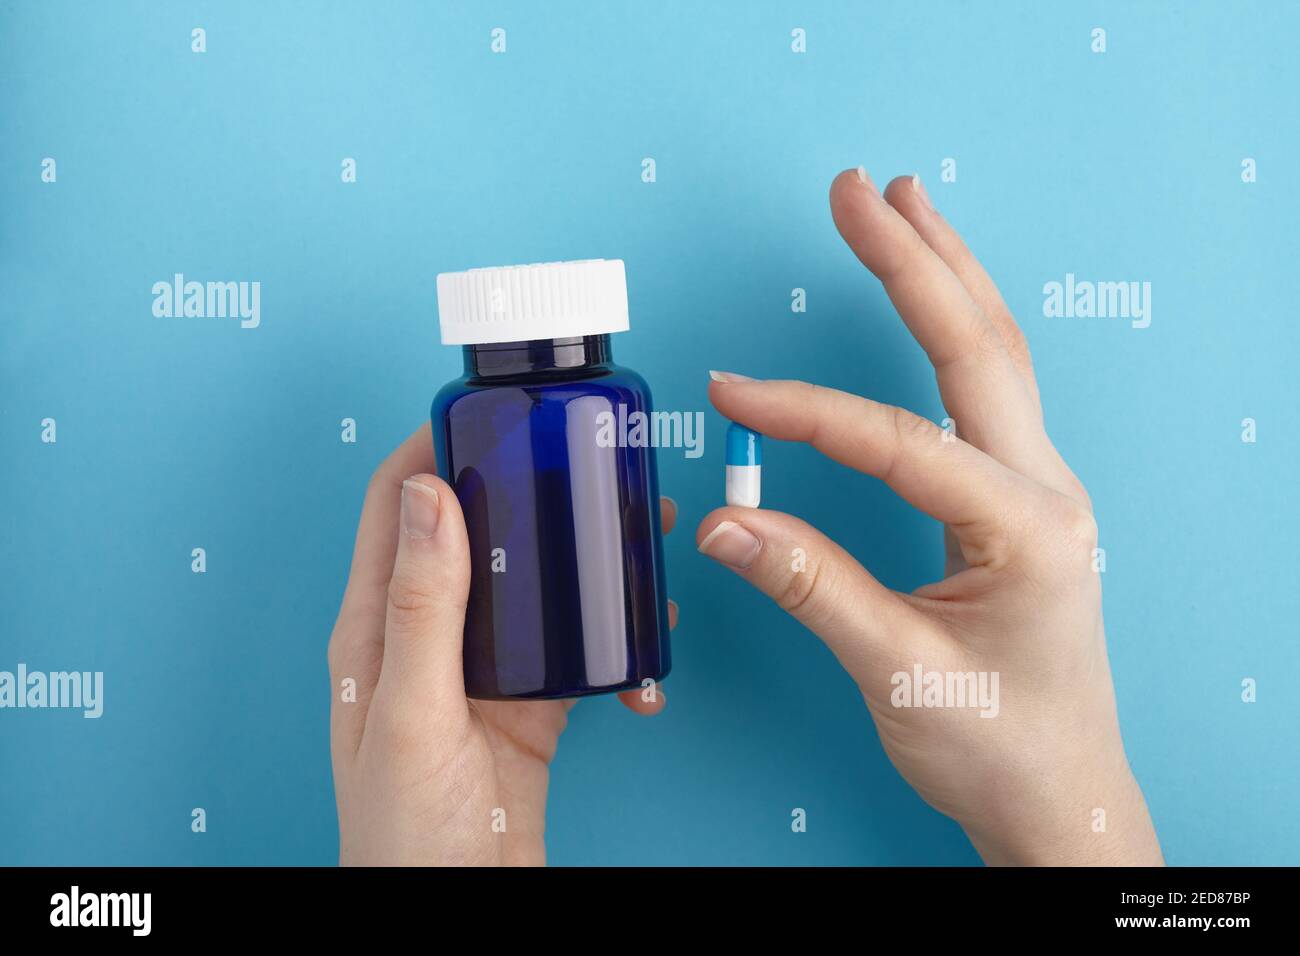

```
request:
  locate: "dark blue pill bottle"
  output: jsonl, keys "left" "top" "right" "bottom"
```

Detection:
{"left": 432, "top": 260, "right": 671, "bottom": 700}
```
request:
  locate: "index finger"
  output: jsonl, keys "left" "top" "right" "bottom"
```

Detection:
{"left": 339, "top": 422, "right": 439, "bottom": 618}
{"left": 707, "top": 376, "right": 1048, "bottom": 564}
{"left": 328, "top": 423, "right": 438, "bottom": 755}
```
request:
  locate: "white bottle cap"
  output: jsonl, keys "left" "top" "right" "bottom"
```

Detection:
{"left": 435, "top": 258, "right": 630, "bottom": 345}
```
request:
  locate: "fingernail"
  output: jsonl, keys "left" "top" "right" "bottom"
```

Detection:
{"left": 709, "top": 370, "right": 757, "bottom": 383}
{"left": 911, "top": 173, "right": 934, "bottom": 211}
{"left": 401, "top": 478, "right": 440, "bottom": 539}
{"left": 698, "top": 520, "right": 762, "bottom": 570}
{"left": 856, "top": 165, "right": 880, "bottom": 196}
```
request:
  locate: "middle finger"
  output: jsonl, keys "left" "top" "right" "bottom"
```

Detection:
{"left": 829, "top": 168, "right": 1053, "bottom": 483}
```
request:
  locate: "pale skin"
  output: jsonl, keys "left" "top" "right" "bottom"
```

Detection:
{"left": 329, "top": 167, "right": 1163, "bottom": 866}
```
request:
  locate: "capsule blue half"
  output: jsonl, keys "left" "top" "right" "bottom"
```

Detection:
{"left": 726, "top": 423, "right": 762, "bottom": 466}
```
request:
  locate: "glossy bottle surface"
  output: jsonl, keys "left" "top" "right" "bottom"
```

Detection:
{"left": 431, "top": 335, "right": 671, "bottom": 699}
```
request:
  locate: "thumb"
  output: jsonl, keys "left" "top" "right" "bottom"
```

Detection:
{"left": 696, "top": 507, "right": 927, "bottom": 682}
{"left": 374, "top": 473, "right": 471, "bottom": 716}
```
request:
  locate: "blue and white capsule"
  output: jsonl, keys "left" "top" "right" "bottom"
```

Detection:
{"left": 725, "top": 423, "right": 763, "bottom": 508}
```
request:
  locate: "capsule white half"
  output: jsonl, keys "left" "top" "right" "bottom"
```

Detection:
{"left": 725, "top": 464, "right": 761, "bottom": 508}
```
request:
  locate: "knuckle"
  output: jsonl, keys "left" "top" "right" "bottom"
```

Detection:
{"left": 327, "top": 612, "right": 365, "bottom": 677}
{"left": 369, "top": 704, "right": 426, "bottom": 757}
{"left": 327, "top": 622, "right": 380, "bottom": 688}
{"left": 879, "top": 229, "right": 928, "bottom": 284}
{"left": 1060, "top": 503, "right": 1099, "bottom": 550}
{"left": 1003, "top": 322, "right": 1031, "bottom": 361}
{"left": 365, "top": 462, "right": 392, "bottom": 497}
{"left": 326, "top": 630, "right": 346, "bottom": 675}
{"left": 801, "top": 380, "right": 831, "bottom": 410}
{"left": 1028, "top": 494, "right": 1098, "bottom": 573}
{"left": 798, "top": 381, "right": 835, "bottom": 444}
{"left": 370, "top": 696, "right": 471, "bottom": 768}
{"left": 386, "top": 570, "right": 438, "bottom": 619}
{"left": 1065, "top": 475, "right": 1094, "bottom": 512}
{"left": 890, "top": 403, "right": 941, "bottom": 446}
{"left": 776, "top": 554, "right": 830, "bottom": 620}
{"left": 1046, "top": 492, "right": 1098, "bottom": 545}
{"left": 972, "top": 315, "right": 1007, "bottom": 361}
{"left": 327, "top": 593, "right": 355, "bottom": 673}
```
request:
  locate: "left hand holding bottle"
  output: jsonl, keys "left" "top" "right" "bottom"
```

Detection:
{"left": 328, "top": 423, "right": 674, "bottom": 865}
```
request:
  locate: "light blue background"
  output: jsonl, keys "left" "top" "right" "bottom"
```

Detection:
{"left": 2, "top": 1, "right": 1297, "bottom": 865}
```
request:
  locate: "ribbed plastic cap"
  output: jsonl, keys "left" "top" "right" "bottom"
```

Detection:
{"left": 436, "top": 259, "right": 630, "bottom": 345}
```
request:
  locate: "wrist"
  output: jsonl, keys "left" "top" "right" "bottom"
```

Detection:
{"left": 960, "top": 751, "right": 1163, "bottom": 867}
